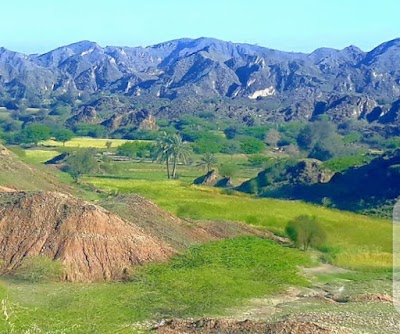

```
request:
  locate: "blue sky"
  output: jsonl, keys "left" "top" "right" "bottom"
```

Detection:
{"left": 1, "top": 0, "right": 399, "bottom": 54}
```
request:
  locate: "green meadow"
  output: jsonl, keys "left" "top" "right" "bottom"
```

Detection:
{"left": 86, "top": 177, "right": 393, "bottom": 272}
{"left": 0, "top": 237, "right": 311, "bottom": 333}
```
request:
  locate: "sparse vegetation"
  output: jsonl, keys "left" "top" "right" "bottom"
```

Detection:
{"left": 285, "top": 215, "right": 327, "bottom": 251}
{"left": 65, "top": 149, "right": 99, "bottom": 183}
{"left": 13, "top": 256, "right": 64, "bottom": 283}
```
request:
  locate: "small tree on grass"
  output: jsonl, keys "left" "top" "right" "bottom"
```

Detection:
{"left": 54, "top": 129, "right": 74, "bottom": 146}
{"left": 218, "top": 163, "right": 238, "bottom": 178}
{"left": 19, "top": 124, "right": 52, "bottom": 146}
{"left": 65, "top": 149, "right": 99, "bottom": 183}
{"left": 285, "top": 215, "right": 326, "bottom": 251}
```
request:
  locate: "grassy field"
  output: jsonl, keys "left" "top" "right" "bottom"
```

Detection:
{"left": 95, "top": 153, "right": 259, "bottom": 185}
{"left": 0, "top": 237, "right": 311, "bottom": 333}
{"left": 85, "top": 177, "right": 393, "bottom": 272}
{"left": 23, "top": 149, "right": 60, "bottom": 164}
{"left": 41, "top": 137, "right": 151, "bottom": 148}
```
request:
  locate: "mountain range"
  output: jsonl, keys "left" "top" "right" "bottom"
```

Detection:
{"left": 1, "top": 37, "right": 400, "bottom": 125}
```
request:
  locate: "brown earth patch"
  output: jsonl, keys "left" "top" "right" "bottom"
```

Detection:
{"left": 0, "top": 191, "right": 175, "bottom": 282}
{"left": 152, "top": 318, "right": 345, "bottom": 334}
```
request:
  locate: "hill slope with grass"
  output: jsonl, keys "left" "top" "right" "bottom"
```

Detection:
{"left": 86, "top": 178, "right": 393, "bottom": 272}
{"left": 0, "top": 144, "right": 71, "bottom": 192}
{"left": 237, "top": 149, "right": 400, "bottom": 216}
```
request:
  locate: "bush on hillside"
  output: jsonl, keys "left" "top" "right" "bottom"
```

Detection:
{"left": 285, "top": 215, "right": 326, "bottom": 251}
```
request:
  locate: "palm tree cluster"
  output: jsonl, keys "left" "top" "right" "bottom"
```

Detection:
{"left": 154, "top": 132, "right": 192, "bottom": 179}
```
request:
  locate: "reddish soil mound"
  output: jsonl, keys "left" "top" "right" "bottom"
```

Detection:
{"left": 0, "top": 191, "right": 175, "bottom": 282}
{"left": 153, "top": 318, "right": 341, "bottom": 334}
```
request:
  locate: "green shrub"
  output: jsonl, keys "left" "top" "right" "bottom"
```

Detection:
{"left": 239, "top": 137, "right": 265, "bottom": 154}
{"left": 117, "top": 142, "right": 152, "bottom": 158}
{"left": 285, "top": 215, "right": 326, "bottom": 251}
{"left": 14, "top": 256, "right": 64, "bottom": 282}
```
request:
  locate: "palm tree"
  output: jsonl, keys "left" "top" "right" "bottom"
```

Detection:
{"left": 154, "top": 132, "right": 191, "bottom": 179}
{"left": 154, "top": 132, "right": 173, "bottom": 179}
{"left": 169, "top": 134, "right": 192, "bottom": 179}
{"left": 198, "top": 153, "right": 218, "bottom": 173}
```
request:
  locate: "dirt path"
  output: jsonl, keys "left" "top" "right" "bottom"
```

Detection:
{"left": 151, "top": 264, "right": 400, "bottom": 333}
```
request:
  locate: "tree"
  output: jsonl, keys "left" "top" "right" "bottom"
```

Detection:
{"left": 118, "top": 142, "right": 152, "bottom": 158}
{"left": 65, "top": 149, "right": 99, "bottom": 183}
{"left": 169, "top": 134, "right": 192, "bottom": 179}
{"left": 154, "top": 132, "right": 191, "bottom": 179}
{"left": 297, "top": 119, "right": 345, "bottom": 161}
{"left": 221, "top": 141, "right": 241, "bottom": 156}
{"left": 265, "top": 129, "right": 281, "bottom": 148}
{"left": 53, "top": 129, "right": 74, "bottom": 146}
{"left": 20, "top": 124, "right": 52, "bottom": 146}
{"left": 198, "top": 153, "right": 218, "bottom": 172}
{"left": 154, "top": 132, "right": 173, "bottom": 179}
{"left": 224, "top": 126, "right": 240, "bottom": 140}
{"left": 239, "top": 137, "right": 265, "bottom": 154}
{"left": 218, "top": 163, "right": 238, "bottom": 178}
{"left": 285, "top": 215, "right": 326, "bottom": 251}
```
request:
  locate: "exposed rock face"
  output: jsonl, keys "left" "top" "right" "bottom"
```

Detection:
{"left": 193, "top": 170, "right": 221, "bottom": 186}
{"left": 238, "top": 150, "right": 400, "bottom": 216}
{"left": 65, "top": 105, "right": 100, "bottom": 128}
{"left": 138, "top": 114, "right": 158, "bottom": 130}
{"left": 215, "top": 177, "right": 234, "bottom": 188}
{"left": 101, "top": 109, "right": 159, "bottom": 131}
{"left": 0, "top": 191, "right": 175, "bottom": 282}
{"left": 287, "top": 160, "right": 334, "bottom": 184}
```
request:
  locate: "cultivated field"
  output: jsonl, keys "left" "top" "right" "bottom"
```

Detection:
{"left": 41, "top": 137, "right": 151, "bottom": 148}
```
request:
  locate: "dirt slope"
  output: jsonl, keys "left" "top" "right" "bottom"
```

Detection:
{"left": 0, "top": 191, "right": 175, "bottom": 282}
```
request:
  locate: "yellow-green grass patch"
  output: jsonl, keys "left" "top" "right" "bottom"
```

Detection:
{"left": 41, "top": 137, "right": 152, "bottom": 148}
{"left": 85, "top": 177, "right": 393, "bottom": 271}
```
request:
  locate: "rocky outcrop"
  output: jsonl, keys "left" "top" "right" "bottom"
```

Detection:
{"left": 286, "top": 160, "right": 334, "bottom": 184}
{"left": 65, "top": 105, "right": 100, "bottom": 128}
{"left": 237, "top": 159, "right": 334, "bottom": 195}
{"left": 193, "top": 170, "right": 221, "bottom": 186}
{"left": 101, "top": 109, "right": 159, "bottom": 131}
{"left": 0, "top": 191, "right": 175, "bottom": 282}
{"left": 215, "top": 177, "right": 234, "bottom": 188}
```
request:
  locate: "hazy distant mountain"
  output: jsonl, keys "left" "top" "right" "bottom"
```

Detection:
{"left": 1, "top": 37, "right": 400, "bottom": 124}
